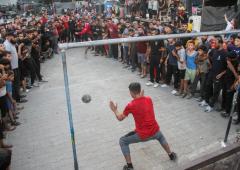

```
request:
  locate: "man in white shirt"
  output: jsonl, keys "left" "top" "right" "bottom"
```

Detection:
{"left": 148, "top": 0, "right": 154, "bottom": 19}
{"left": 4, "top": 32, "right": 27, "bottom": 103}
{"left": 152, "top": 0, "right": 159, "bottom": 19}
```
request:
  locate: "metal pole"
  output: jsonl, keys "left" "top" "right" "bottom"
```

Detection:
{"left": 224, "top": 90, "right": 239, "bottom": 143}
{"left": 59, "top": 30, "right": 240, "bottom": 49}
{"left": 61, "top": 49, "right": 79, "bottom": 170}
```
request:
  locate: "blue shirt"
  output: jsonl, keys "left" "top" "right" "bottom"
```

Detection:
{"left": 232, "top": 47, "right": 240, "bottom": 63}
{"left": 6, "top": 81, "right": 12, "bottom": 95}
{"left": 186, "top": 51, "right": 197, "bottom": 70}
{"left": 167, "top": 44, "right": 178, "bottom": 65}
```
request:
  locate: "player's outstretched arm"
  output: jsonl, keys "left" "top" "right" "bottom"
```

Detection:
{"left": 109, "top": 101, "right": 126, "bottom": 121}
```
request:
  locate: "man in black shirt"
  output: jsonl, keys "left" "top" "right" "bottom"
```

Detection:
{"left": 69, "top": 16, "right": 76, "bottom": 42}
{"left": 204, "top": 37, "right": 227, "bottom": 112}
{"left": 92, "top": 20, "right": 103, "bottom": 56}
{"left": 146, "top": 29, "right": 164, "bottom": 88}
{"left": 221, "top": 51, "right": 239, "bottom": 117}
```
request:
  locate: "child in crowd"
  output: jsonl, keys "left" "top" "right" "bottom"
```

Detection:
{"left": 182, "top": 40, "right": 198, "bottom": 98}
{"left": 6, "top": 71, "right": 20, "bottom": 126}
{"left": 190, "top": 45, "right": 209, "bottom": 100}
{"left": 173, "top": 41, "right": 186, "bottom": 96}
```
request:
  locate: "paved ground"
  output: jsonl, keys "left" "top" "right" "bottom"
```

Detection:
{"left": 7, "top": 48, "right": 239, "bottom": 170}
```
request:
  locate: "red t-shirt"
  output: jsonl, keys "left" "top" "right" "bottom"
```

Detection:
{"left": 137, "top": 41, "right": 147, "bottom": 53}
{"left": 63, "top": 21, "right": 69, "bottom": 29}
{"left": 123, "top": 96, "right": 160, "bottom": 140}
{"left": 40, "top": 17, "right": 48, "bottom": 25}
{"left": 108, "top": 24, "right": 119, "bottom": 39}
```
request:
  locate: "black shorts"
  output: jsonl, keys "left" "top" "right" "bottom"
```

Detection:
{"left": 179, "top": 69, "right": 186, "bottom": 80}
{"left": 0, "top": 95, "right": 8, "bottom": 117}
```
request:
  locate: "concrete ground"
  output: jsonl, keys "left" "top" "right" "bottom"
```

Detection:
{"left": 7, "top": 48, "right": 239, "bottom": 170}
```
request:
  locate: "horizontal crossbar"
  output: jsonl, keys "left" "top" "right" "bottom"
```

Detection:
{"left": 59, "top": 30, "right": 240, "bottom": 50}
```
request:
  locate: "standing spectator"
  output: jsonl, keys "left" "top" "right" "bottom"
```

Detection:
{"left": 146, "top": 29, "right": 164, "bottom": 88}
{"left": 4, "top": 32, "right": 26, "bottom": 103}
{"left": 199, "top": 35, "right": 210, "bottom": 50}
{"left": 224, "top": 14, "right": 236, "bottom": 32}
{"left": 152, "top": 0, "right": 159, "bottom": 19}
{"left": 136, "top": 27, "right": 147, "bottom": 78}
{"left": 40, "top": 13, "right": 48, "bottom": 25}
{"left": 221, "top": 51, "right": 239, "bottom": 117}
{"left": 164, "top": 39, "right": 179, "bottom": 94}
{"left": 69, "top": 16, "right": 76, "bottom": 42}
{"left": 203, "top": 37, "right": 227, "bottom": 112}
{"left": 107, "top": 19, "right": 119, "bottom": 60}
{"left": 148, "top": 0, "right": 153, "bottom": 19}
{"left": 128, "top": 29, "right": 137, "bottom": 72}
{"left": 189, "top": 45, "right": 209, "bottom": 100}
{"left": 169, "top": 1, "right": 177, "bottom": 22}
{"left": 182, "top": 40, "right": 198, "bottom": 98}
{"left": 122, "top": 22, "right": 130, "bottom": 66}
{"left": 129, "top": 21, "right": 139, "bottom": 71}
{"left": 52, "top": 22, "right": 59, "bottom": 54}
{"left": 139, "top": 0, "right": 147, "bottom": 18}
{"left": 6, "top": 70, "right": 20, "bottom": 126}
{"left": 174, "top": 41, "right": 186, "bottom": 96}
{"left": 233, "top": 77, "right": 240, "bottom": 124}
{"left": 62, "top": 15, "right": 70, "bottom": 42}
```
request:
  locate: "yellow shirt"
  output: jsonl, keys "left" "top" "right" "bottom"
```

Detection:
{"left": 187, "top": 23, "right": 193, "bottom": 32}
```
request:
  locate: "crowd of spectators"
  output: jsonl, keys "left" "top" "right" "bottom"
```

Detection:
{"left": 0, "top": 0, "right": 239, "bottom": 169}
{"left": 0, "top": 13, "right": 51, "bottom": 170}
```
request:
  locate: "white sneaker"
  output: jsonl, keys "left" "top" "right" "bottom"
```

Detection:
{"left": 171, "top": 90, "right": 177, "bottom": 95}
{"left": 146, "top": 81, "right": 154, "bottom": 86}
{"left": 23, "top": 89, "right": 30, "bottom": 93}
{"left": 153, "top": 83, "right": 159, "bottom": 88}
{"left": 199, "top": 100, "right": 208, "bottom": 107}
{"left": 32, "top": 82, "right": 40, "bottom": 87}
{"left": 232, "top": 112, "right": 238, "bottom": 121}
{"left": 205, "top": 106, "right": 213, "bottom": 112}
{"left": 161, "top": 84, "right": 168, "bottom": 88}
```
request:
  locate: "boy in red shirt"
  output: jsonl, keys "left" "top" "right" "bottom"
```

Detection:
{"left": 109, "top": 82, "right": 177, "bottom": 170}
